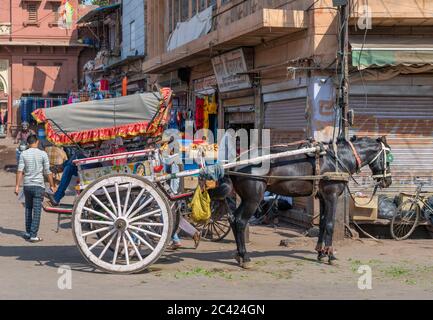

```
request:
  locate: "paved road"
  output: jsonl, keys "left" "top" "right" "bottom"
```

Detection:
{"left": 1, "top": 142, "right": 433, "bottom": 299}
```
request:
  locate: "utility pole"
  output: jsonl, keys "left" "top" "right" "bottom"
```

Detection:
{"left": 334, "top": 0, "right": 350, "bottom": 241}
{"left": 336, "top": 0, "right": 350, "bottom": 139}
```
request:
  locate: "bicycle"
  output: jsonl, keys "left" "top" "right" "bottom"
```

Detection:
{"left": 390, "top": 181, "right": 433, "bottom": 240}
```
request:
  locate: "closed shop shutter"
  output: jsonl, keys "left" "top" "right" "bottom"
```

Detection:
{"left": 349, "top": 95, "right": 433, "bottom": 193}
{"left": 264, "top": 98, "right": 307, "bottom": 145}
{"left": 223, "top": 95, "right": 255, "bottom": 125}
{"left": 264, "top": 97, "right": 308, "bottom": 211}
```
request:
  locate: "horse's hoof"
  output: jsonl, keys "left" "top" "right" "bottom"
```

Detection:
{"left": 234, "top": 253, "right": 241, "bottom": 264}
{"left": 317, "top": 252, "right": 326, "bottom": 262}
{"left": 328, "top": 254, "right": 337, "bottom": 265}
{"left": 240, "top": 260, "right": 252, "bottom": 269}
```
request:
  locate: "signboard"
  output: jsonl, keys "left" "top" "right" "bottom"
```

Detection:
{"left": 212, "top": 48, "right": 253, "bottom": 92}
{"left": 192, "top": 75, "right": 217, "bottom": 92}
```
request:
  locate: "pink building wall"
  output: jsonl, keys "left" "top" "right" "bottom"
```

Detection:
{"left": 0, "top": 0, "right": 90, "bottom": 134}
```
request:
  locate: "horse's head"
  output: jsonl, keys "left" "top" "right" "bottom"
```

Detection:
{"left": 351, "top": 135, "right": 393, "bottom": 188}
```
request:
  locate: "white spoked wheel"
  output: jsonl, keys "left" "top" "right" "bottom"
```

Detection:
{"left": 72, "top": 174, "right": 172, "bottom": 274}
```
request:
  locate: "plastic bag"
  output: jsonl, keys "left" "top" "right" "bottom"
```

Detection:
{"left": 189, "top": 186, "right": 211, "bottom": 223}
{"left": 378, "top": 195, "right": 397, "bottom": 219}
{"left": 18, "top": 190, "right": 25, "bottom": 206}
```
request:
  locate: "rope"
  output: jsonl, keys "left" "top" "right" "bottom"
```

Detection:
{"left": 346, "top": 183, "right": 379, "bottom": 206}
{"left": 351, "top": 220, "right": 381, "bottom": 242}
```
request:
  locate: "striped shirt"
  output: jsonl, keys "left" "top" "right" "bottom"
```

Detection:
{"left": 18, "top": 147, "right": 51, "bottom": 188}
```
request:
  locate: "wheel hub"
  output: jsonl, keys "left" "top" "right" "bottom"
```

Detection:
{"left": 114, "top": 217, "right": 128, "bottom": 231}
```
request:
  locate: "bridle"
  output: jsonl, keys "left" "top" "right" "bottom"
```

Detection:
{"left": 368, "top": 142, "right": 392, "bottom": 181}
{"left": 347, "top": 140, "right": 392, "bottom": 182}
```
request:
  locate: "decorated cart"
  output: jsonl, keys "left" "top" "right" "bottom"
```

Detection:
{"left": 32, "top": 87, "right": 236, "bottom": 273}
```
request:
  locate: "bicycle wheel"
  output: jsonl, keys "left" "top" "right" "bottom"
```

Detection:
{"left": 390, "top": 199, "right": 420, "bottom": 240}
{"left": 194, "top": 198, "right": 232, "bottom": 242}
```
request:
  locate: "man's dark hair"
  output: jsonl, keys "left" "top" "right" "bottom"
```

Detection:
{"left": 27, "top": 134, "right": 38, "bottom": 145}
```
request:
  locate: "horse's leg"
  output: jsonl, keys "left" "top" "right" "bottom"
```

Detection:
{"left": 323, "top": 193, "right": 339, "bottom": 264}
{"left": 316, "top": 197, "right": 327, "bottom": 261}
{"left": 229, "top": 202, "right": 241, "bottom": 262}
{"left": 234, "top": 199, "right": 260, "bottom": 268}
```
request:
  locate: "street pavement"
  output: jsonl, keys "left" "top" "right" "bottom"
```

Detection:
{"left": 1, "top": 140, "right": 433, "bottom": 299}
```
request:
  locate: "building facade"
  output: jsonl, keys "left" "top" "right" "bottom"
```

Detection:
{"left": 142, "top": 0, "right": 433, "bottom": 233}
{"left": 0, "top": 0, "right": 92, "bottom": 135}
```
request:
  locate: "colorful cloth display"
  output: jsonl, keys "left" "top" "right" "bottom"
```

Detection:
{"left": 195, "top": 97, "right": 205, "bottom": 130}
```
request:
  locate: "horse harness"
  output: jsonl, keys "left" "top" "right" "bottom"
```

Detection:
{"left": 227, "top": 139, "right": 392, "bottom": 199}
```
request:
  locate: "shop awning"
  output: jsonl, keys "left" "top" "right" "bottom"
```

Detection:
{"left": 351, "top": 36, "right": 433, "bottom": 69}
{"left": 77, "top": 3, "right": 120, "bottom": 24}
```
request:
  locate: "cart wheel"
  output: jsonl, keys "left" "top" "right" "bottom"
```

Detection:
{"left": 72, "top": 174, "right": 172, "bottom": 274}
{"left": 194, "top": 198, "right": 233, "bottom": 242}
{"left": 390, "top": 199, "right": 420, "bottom": 240}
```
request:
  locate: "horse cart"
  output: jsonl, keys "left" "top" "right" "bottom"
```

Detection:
{"left": 32, "top": 87, "right": 239, "bottom": 273}
{"left": 33, "top": 87, "right": 391, "bottom": 273}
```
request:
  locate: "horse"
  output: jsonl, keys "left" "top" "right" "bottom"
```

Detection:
{"left": 217, "top": 136, "right": 392, "bottom": 268}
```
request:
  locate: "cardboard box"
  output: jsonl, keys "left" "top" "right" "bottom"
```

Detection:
{"left": 349, "top": 196, "right": 378, "bottom": 221}
{"left": 184, "top": 176, "right": 198, "bottom": 190}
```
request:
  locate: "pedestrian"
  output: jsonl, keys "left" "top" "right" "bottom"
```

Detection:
{"left": 15, "top": 135, "right": 56, "bottom": 242}
{"left": 169, "top": 216, "right": 201, "bottom": 250}
{"left": 15, "top": 121, "right": 36, "bottom": 164}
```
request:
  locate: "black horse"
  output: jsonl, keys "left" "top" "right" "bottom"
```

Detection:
{"left": 218, "top": 136, "right": 392, "bottom": 267}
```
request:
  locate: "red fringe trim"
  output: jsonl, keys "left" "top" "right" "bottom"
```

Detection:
{"left": 32, "top": 88, "right": 173, "bottom": 146}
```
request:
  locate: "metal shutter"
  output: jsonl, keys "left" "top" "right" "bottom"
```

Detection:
{"left": 264, "top": 98, "right": 307, "bottom": 145}
{"left": 349, "top": 95, "right": 433, "bottom": 193}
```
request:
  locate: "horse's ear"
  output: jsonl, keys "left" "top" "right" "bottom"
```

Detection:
{"left": 377, "top": 136, "right": 387, "bottom": 143}
{"left": 350, "top": 135, "right": 357, "bottom": 142}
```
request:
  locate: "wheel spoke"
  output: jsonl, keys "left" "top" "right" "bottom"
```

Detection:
{"left": 112, "top": 232, "right": 122, "bottom": 265}
{"left": 130, "top": 230, "right": 155, "bottom": 251}
{"left": 122, "top": 234, "right": 130, "bottom": 265}
{"left": 83, "top": 206, "right": 113, "bottom": 221}
{"left": 211, "top": 223, "right": 221, "bottom": 239}
{"left": 129, "top": 209, "right": 161, "bottom": 223}
{"left": 82, "top": 226, "right": 111, "bottom": 238}
{"left": 115, "top": 183, "right": 122, "bottom": 217}
{"left": 89, "top": 228, "right": 116, "bottom": 251}
{"left": 125, "top": 230, "right": 143, "bottom": 261}
{"left": 203, "top": 223, "right": 211, "bottom": 238}
{"left": 128, "top": 197, "right": 154, "bottom": 219}
{"left": 122, "top": 183, "right": 132, "bottom": 216}
{"left": 102, "top": 186, "right": 118, "bottom": 216}
{"left": 79, "top": 219, "right": 114, "bottom": 226}
{"left": 213, "top": 221, "right": 226, "bottom": 234}
{"left": 124, "top": 189, "right": 146, "bottom": 217}
{"left": 129, "top": 225, "right": 162, "bottom": 238}
{"left": 90, "top": 194, "right": 116, "bottom": 220}
{"left": 131, "top": 222, "right": 164, "bottom": 227}
{"left": 98, "top": 231, "right": 117, "bottom": 259}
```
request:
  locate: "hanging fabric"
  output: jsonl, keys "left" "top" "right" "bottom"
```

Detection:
{"left": 195, "top": 97, "right": 205, "bottom": 130}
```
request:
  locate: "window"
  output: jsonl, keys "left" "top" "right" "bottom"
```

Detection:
{"left": 130, "top": 21, "right": 136, "bottom": 51}
{"left": 169, "top": 0, "right": 173, "bottom": 32}
{"left": 52, "top": 3, "right": 60, "bottom": 22}
{"left": 192, "top": 0, "right": 197, "bottom": 16}
{"left": 199, "top": 0, "right": 206, "bottom": 11}
{"left": 181, "top": 0, "right": 189, "bottom": 22}
{"left": 27, "top": 3, "right": 38, "bottom": 22}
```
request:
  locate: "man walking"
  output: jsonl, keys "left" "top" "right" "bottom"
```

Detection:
{"left": 15, "top": 135, "right": 55, "bottom": 242}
